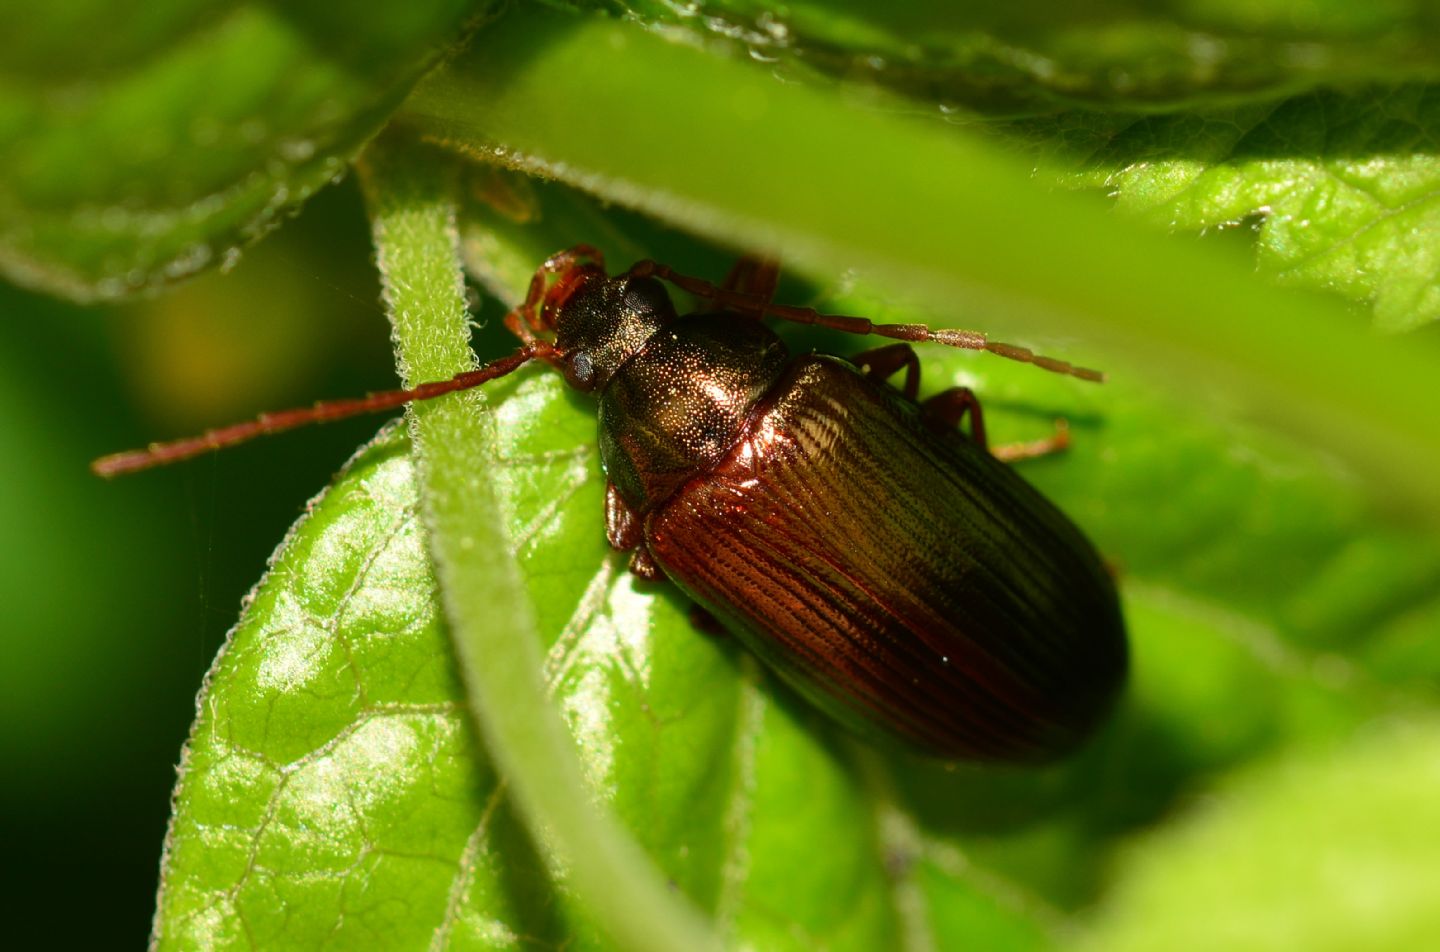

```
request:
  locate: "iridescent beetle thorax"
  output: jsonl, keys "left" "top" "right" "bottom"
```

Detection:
{"left": 597, "top": 314, "right": 789, "bottom": 514}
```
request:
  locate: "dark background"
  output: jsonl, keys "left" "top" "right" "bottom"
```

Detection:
{"left": 1, "top": 181, "right": 396, "bottom": 945}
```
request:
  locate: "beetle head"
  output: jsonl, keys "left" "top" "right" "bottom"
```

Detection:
{"left": 543, "top": 268, "right": 677, "bottom": 392}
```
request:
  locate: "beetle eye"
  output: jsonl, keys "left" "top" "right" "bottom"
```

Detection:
{"left": 623, "top": 276, "right": 671, "bottom": 315}
{"left": 567, "top": 351, "right": 596, "bottom": 390}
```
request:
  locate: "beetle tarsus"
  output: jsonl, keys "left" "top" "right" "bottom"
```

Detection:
{"left": 990, "top": 419, "right": 1071, "bottom": 463}
{"left": 627, "top": 545, "right": 666, "bottom": 581}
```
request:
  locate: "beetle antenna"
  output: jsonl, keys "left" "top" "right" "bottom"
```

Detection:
{"left": 626, "top": 260, "right": 1105, "bottom": 383}
{"left": 91, "top": 344, "right": 545, "bottom": 478}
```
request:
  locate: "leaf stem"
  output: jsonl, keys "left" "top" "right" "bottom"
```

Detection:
{"left": 358, "top": 135, "right": 720, "bottom": 952}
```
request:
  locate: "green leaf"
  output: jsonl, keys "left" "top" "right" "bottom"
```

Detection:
{"left": 566, "top": 3, "right": 1440, "bottom": 328}
{"left": 152, "top": 426, "right": 483, "bottom": 949}
{"left": 1080, "top": 718, "right": 1440, "bottom": 952}
{"left": 0, "top": 0, "right": 490, "bottom": 301}
{"left": 145, "top": 3, "right": 1440, "bottom": 949}
{"left": 999, "top": 86, "right": 1440, "bottom": 330}
{"left": 586, "top": 1, "right": 1440, "bottom": 110}
{"left": 155, "top": 161, "right": 1440, "bottom": 946}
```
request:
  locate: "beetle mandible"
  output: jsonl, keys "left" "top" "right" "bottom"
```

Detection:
{"left": 94, "top": 246, "right": 1127, "bottom": 761}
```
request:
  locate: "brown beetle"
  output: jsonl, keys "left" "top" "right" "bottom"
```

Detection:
{"left": 95, "top": 247, "right": 1127, "bottom": 761}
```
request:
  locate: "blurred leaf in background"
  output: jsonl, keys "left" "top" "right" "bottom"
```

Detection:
{"left": 3, "top": 1, "right": 1440, "bottom": 950}
{"left": 0, "top": 0, "right": 491, "bottom": 299}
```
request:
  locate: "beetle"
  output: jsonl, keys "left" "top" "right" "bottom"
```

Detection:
{"left": 94, "top": 246, "right": 1127, "bottom": 761}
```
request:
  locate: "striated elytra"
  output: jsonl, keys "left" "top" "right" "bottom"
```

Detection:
{"left": 550, "top": 248, "right": 1127, "bottom": 761}
{"left": 93, "top": 246, "right": 1127, "bottom": 761}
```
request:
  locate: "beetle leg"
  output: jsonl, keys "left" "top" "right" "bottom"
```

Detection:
{"left": 925, "top": 390, "right": 1071, "bottom": 462}
{"left": 605, "top": 481, "right": 668, "bottom": 580}
{"left": 920, "top": 387, "right": 988, "bottom": 450}
{"left": 626, "top": 259, "right": 1103, "bottom": 383}
{"left": 628, "top": 545, "right": 668, "bottom": 581}
{"left": 718, "top": 256, "right": 781, "bottom": 314}
{"left": 605, "top": 481, "right": 643, "bottom": 551}
{"left": 851, "top": 343, "right": 921, "bottom": 401}
{"left": 990, "top": 420, "right": 1071, "bottom": 463}
{"left": 504, "top": 307, "right": 538, "bottom": 346}
{"left": 511, "top": 244, "right": 605, "bottom": 336}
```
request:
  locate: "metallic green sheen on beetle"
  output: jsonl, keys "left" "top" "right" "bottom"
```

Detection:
{"left": 93, "top": 247, "right": 1127, "bottom": 761}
